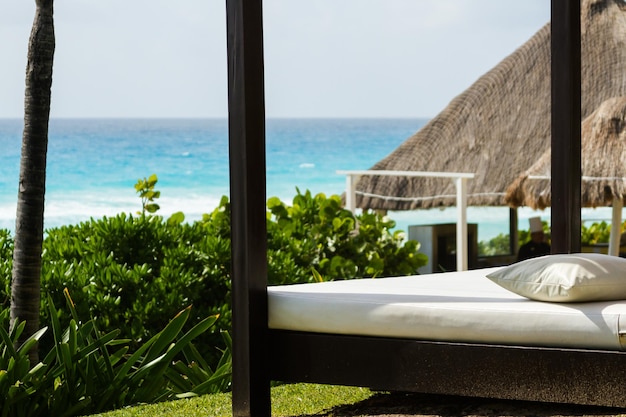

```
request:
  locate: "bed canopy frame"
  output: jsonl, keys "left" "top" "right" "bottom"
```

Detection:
{"left": 226, "top": 2, "right": 599, "bottom": 416}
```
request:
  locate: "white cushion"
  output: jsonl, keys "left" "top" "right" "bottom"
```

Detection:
{"left": 486, "top": 253, "right": 626, "bottom": 302}
{"left": 268, "top": 267, "right": 626, "bottom": 350}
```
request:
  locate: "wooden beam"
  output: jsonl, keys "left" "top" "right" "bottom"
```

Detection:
{"left": 550, "top": 0, "right": 581, "bottom": 253}
{"left": 270, "top": 330, "right": 626, "bottom": 408}
{"left": 455, "top": 177, "right": 469, "bottom": 271}
{"left": 226, "top": 1, "right": 270, "bottom": 416}
{"left": 509, "top": 208, "right": 518, "bottom": 255}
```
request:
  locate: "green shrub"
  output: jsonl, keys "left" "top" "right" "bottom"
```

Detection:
{"left": 39, "top": 213, "right": 231, "bottom": 366}
{"left": 0, "top": 189, "right": 427, "bottom": 396}
{"left": 267, "top": 189, "right": 427, "bottom": 283}
{"left": 477, "top": 233, "right": 512, "bottom": 256}
{"left": 0, "top": 292, "right": 231, "bottom": 417}
{"left": 581, "top": 220, "right": 612, "bottom": 245}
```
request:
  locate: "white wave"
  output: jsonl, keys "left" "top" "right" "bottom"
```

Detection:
{"left": 0, "top": 191, "right": 230, "bottom": 233}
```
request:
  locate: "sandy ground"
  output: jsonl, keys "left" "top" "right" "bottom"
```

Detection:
{"left": 310, "top": 392, "right": 626, "bottom": 417}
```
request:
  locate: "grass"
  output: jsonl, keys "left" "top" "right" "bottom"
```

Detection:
{"left": 88, "top": 384, "right": 373, "bottom": 417}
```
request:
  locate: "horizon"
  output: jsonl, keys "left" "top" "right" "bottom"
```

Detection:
{"left": 0, "top": 116, "right": 432, "bottom": 120}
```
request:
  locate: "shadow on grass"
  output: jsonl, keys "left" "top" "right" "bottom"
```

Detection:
{"left": 296, "top": 392, "right": 626, "bottom": 417}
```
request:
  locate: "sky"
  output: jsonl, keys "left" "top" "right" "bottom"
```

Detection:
{"left": 0, "top": 1, "right": 550, "bottom": 119}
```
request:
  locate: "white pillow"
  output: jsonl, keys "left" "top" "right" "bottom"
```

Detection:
{"left": 486, "top": 253, "right": 626, "bottom": 302}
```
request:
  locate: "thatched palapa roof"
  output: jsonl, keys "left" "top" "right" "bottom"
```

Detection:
{"left": 355, "top": 0, "right": 626, "bottom": 211}
{"left": 506, "top": 95, "right": 626, "bottom": 210}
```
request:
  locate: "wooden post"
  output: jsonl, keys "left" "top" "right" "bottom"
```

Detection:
{"left": 226, "top": 0, "right": 270, "bottom": 416}
{"left": 509, "top": 208, "right": 519, "bottom": 256}
{"left": 345, "top": 174, "right": 359, "bottom": 213}
{"left": 609, "top": 199, "right": 623, "bottom": 256}
{"left": 455, "top": 177, "right": 469, "bottom": 271}
{"left": 550, "top": 0, "right": 581, "bottom": 254}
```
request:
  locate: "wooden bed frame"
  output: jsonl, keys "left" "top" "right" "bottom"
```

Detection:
{"left": 225, "top": 2, "right": 597, "bottom": 416}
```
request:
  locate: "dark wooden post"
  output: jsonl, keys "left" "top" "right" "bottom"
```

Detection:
{"left": 509, "top": 208, "right": 518, "bottom": 256}
{"left": 226, "top": 0, "right": 270, "bottom": 416}
{"left": 551, "top": 0, "right": 581, "bottom": 253}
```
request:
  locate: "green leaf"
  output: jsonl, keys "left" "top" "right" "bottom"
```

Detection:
{"left": 141, "top": 306, "right": 191, "bottom": 366}
{"left": 159, "top": 314, "right": 219, "bottom": 364}
{"left": 311, "top": 268, "right": 324, "bottom": 283}
{"left": 131, "top": 313, "right": 220, "bottom": 398}
{"left": 16, "top": 326, "right": 47, "bottom": 356}
{"left": 267, "top": 196, "right": 282, "bottom": 209}
{"left": 77, "top": 329, "right": 121, "bottom": 358}
{"left": 165, "top": 364, "right": 193, "bottom": 392}
{"left": 8, "top": 320, "right": 26, "bottom": 344}
{"left": 181, "top": 343, "right": 210, "bottom": 371}
{"left": 167, "top": 211, "right": 185, "bottom": 225}
{"left": 68, "top": 320, "right": 78, "bottom": 355}
{"left": 146, "top": 203, "right": 160, "bottom": 213}
{"left": 0, "top": 326, "right": 17, "bottom": 358}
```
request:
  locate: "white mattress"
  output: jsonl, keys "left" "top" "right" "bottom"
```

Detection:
{"left": 268, "top": 267, "right": 626, "bottom": 351}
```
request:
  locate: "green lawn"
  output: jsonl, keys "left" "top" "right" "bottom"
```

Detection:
{"left": 88, "top": 384, "right": 373, "bottom": 417}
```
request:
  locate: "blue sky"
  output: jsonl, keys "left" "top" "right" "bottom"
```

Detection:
{"left": 0, "top": 1, "right": 550, "bottom": 119}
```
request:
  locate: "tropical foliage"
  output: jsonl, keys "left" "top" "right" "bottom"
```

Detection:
{"left": 580, "top": 220, "right": 616, "bottom": 245}
{"left": 1, "top": 291, "right": 230, "bottom": 417}
{"left": 0, "top": 187, "right": 427, "bottom": 416}
{"left": 267, "top": 189, "right": 427, "bottom": 284}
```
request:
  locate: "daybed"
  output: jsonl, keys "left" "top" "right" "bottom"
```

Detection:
{"left": 267, "top": 260, "right": 626, "bottom": 408}
{"left": 224, "top": 2, "right": 603, "bottom": 417}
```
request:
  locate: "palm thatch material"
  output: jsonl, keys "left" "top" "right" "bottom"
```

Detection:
{"left": 506, "top": 95, "right": 626, "bottom": 210}
{"left": 355, "top": 0, "right": 626, "bottom": 211}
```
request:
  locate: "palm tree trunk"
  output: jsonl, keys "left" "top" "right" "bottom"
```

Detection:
{"left": 10, "top": 0, "right": 55, "bottom": 365}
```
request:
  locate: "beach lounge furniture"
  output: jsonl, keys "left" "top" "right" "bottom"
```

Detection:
{"left": 268, "top": 260, "right": 626, "bottom": 402}
{"left": 225, "top": 2, "right": 603, "bottom": 416}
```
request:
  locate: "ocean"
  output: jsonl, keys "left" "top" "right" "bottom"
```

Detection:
{"left": 0, "top": 118, "right": 616, "bottom": 242}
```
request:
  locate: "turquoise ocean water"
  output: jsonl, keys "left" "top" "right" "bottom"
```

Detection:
{"left": 0, "top": 118, "right": 616, "bottom": 242}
